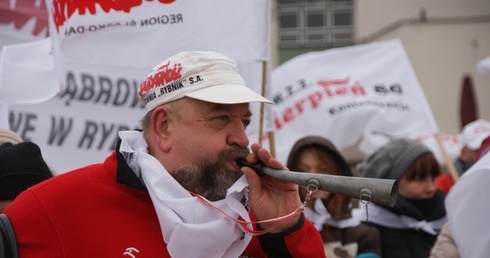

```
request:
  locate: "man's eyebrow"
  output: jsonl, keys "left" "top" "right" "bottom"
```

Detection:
{"left": 208, "top": 103, "right": 229, "bottom": 112}
{"left": 208, "top": 104, "right": 253, "bottom": 117}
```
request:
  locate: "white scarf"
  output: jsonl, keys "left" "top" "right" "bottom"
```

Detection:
{"left": 304, "top": 198, "right": 360, "bottom": 231}
{"left": 352, "top": 203, "right": 446, "bottom": 235}
{"left": 118, "top": 131, "right": 252, "bottom": 258}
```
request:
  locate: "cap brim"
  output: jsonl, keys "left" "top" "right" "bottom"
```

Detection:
{"left": 185, "top": 84, "right": 272, "bottom": 104}
{"left": 467, "top": 136, "right": 488, "bottom": 150}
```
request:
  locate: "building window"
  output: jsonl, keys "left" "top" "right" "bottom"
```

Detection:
{"left": 278, "top": 0, "right": 354, "bottom": 48}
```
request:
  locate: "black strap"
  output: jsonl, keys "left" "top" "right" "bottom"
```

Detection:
{"left": 0, "top": 214, "right": 18, "bottom": 258}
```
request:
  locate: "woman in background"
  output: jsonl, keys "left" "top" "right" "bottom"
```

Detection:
{"left": 287, "top": 136, "right": 381, "bottom": 258}
{"left": 356, "top": 138, "right": 446, "bottom": 258}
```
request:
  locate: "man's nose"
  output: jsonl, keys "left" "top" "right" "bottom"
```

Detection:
{"left": 226, "top": 120, "right": 249, "bottom": 147}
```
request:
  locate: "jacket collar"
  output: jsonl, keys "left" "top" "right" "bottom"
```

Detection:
{"left": 115, "top": 136, "right": 148, "bottom": 191}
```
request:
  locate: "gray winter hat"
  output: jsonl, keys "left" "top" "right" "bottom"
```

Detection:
{"left": 357, "top": 138, "right": 430, "bottom": 180}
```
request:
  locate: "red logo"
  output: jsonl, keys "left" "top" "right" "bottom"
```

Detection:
{"left": 0, "top": 0, "right": 49, "bottom": 37}
{"left": 51, "top": 0, "right": 176, "bottom": 31}
{"left": 139, "top": 61, "right": 183, "bottom": 96}
{"left": 317, "top": 77, "right": 366, "bottom": 97}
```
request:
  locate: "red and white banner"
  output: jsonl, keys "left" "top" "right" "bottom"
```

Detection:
{"left": 2, "top": 0, "right": 271, "bottom": 174}
{"left": 0, "top": 0, "right": 51, "bottom": 128}
{"left": 266, "top": 39, "right": 458, "bottom": 164}
{"left": 0, "top": 0, "right": 48, "bottom": 45}
{"left": 48, "top": 0, "right": 270, "bottom": 67}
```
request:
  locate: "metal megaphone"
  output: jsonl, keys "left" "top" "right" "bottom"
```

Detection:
{"left": 236, "top": 158, "right": 397, "bottom": 207}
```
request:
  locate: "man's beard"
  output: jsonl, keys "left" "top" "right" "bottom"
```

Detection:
{"left": 170, "top": 146, "right": 250, "bottom": 201}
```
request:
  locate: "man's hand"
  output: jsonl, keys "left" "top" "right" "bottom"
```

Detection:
{"left": 240, "top": 143, "right": 302, "bottom": 233}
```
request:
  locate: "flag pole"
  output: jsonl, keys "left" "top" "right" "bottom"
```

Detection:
{"left": 258, "top": 60, "right": 266, "bottom": 146}
{"left": 268, "top": 131, "right": 276, "bottom": 158}
{"left": 258, "top": 60, "right": 276, "bottom": 158}
{"left": 434, "top": 133, "right": 459, "bottom": 182}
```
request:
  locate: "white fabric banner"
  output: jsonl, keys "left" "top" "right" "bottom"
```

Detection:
{"left": 3, "top": 0, "right": 271, "bottom": 173}
{"left": 266, "top": 39, "right": 440, "bottom": 164}
{"left": 0, "top": 0, "right": 52, "bottom": 130}
{"left": 0, "top": 0, "right": 48, "bottom": 46}
{"left": 0, "top": 38, "right": 60, "bottom": 104}
{"left": 48, "top": 0, "right": 270, "bottom": 68}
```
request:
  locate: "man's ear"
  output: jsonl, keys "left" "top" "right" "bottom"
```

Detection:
{"left": 150, "top": 106, "right": 172, "bottom": 152}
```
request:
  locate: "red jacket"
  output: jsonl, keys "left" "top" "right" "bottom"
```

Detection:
{"left": 4, "top": 145, "right": 325, "bottom": 257}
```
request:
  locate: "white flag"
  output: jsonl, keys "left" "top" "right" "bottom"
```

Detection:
{"left": 0, "top": 38, "right": 60, "bottom": 104}
{"left": 268, "top": 39, "right": 439, "bottom": 164}
{"left": 0, "top": 0, "right": 51, "bottom": 130}
{"left": 47, "top": 0, "right": 270, "bottom": 69}
{"left": 0, "top": 0, "right": 48, "bottom": 46}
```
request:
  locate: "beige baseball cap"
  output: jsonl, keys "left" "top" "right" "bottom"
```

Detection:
{"left": 139, "top": 51, "right": 272, "bottom": 112}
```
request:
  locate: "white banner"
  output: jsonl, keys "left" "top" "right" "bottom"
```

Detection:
{"left": 48, "top": 0, "right": 270, "bottom": 68}
{"left": 266, "top": 39, "right": 442, "bottom": 164}
{"left": 2, "top": 0, "right": 271, "bottom": 174}
{"left": 0, "top": 0, "right": 48, "bottom": 46}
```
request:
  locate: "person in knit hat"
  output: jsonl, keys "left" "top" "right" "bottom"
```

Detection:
{"left": 0, "top": 129, "right": 53, "bottom": 212}
{"left": 354, "top": 138, "right": 446, "bottom": 258}
{"left": 287, "top": 136, "right": 381, "bottom": 258}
